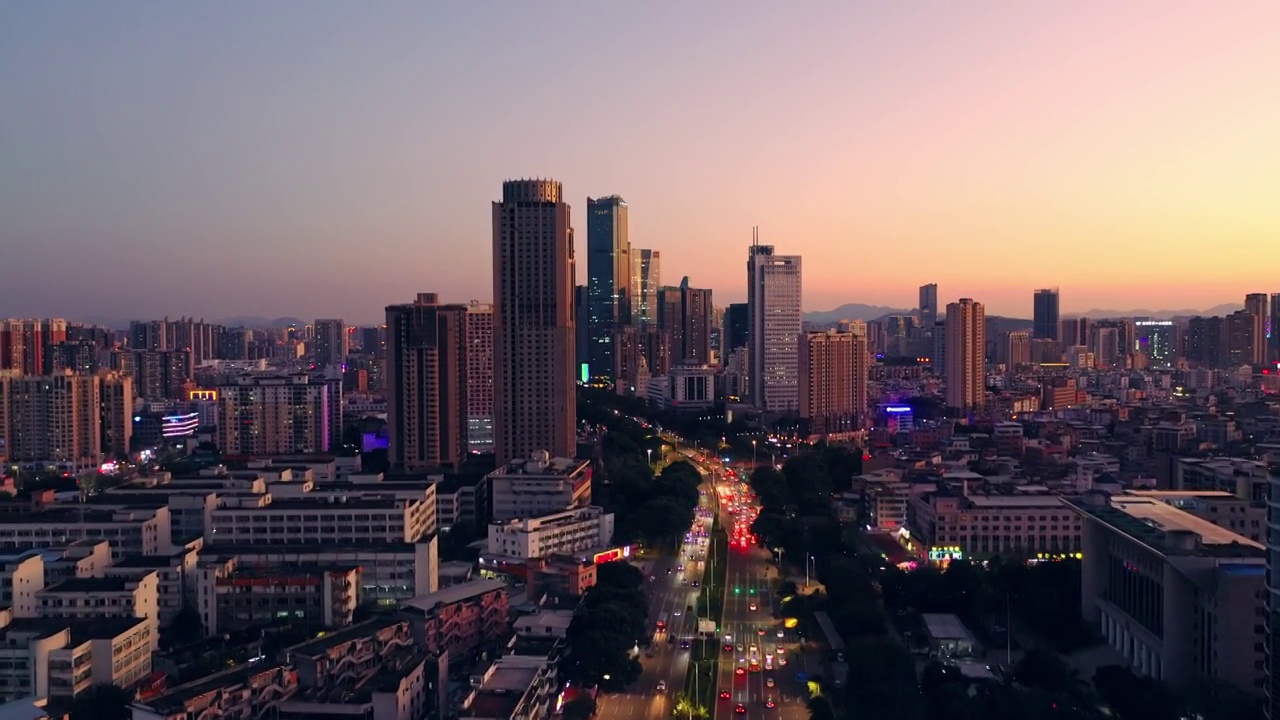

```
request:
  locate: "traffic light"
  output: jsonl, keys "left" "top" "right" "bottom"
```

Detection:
{"left": 734, "top": 587, "right": 741, "bottom": 594}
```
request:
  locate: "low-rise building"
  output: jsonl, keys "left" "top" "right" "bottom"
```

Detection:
{"left": 104, "top": 551, "right": 199, "bottom": 626}
{"left": 196, "top": 561, "right": 359, "bottom": 636}
{"left": 403, "top": 579, "right": 510, "bottom": 667}
{"left": 488, "top": 452, "right": 592, "bottom": 522}
{"left": 487, "top": 506, "right": 614, "bottom": 560}
{"left": 0, "top": 550, "right": 44, "bottom": 618}
{"left": 208, "top": 495, "right": 434, "bottom": 545}
{"left": 1066, "top": 493, "right": 1265, "bottom": 698}
{"left": 460, "top": 653, "right": 560, "bottom": 720}
{"left": 908, "top": 489, "right": 1082, "bottom": 561}
{"left": 130, "top": 662, "right": 299, "bottom": 720}
{"left": 0, "top": 507, "right": 172, "bottom": 560}
{"left": 36, "top": 573, "right": 160, "bottom": 653}
{"left": 0, "top": 615, "right": 152, "bottom": 705}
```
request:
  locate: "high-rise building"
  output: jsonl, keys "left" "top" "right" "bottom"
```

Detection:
{"left": 1005, "top": 330, "right": 1030, "bottom": 370}
{"left": 466, "top": 302, "right": 495, "bottom": 454}
{"left": 726, "top": 303, "right": 749, "bottom": 353}
{"left": 0, "top": 371, "right": 102, "bottom": 471}
{"left": 312, "top": 319, "right": 349, "bottom": 370}
{"left": 1185, "top": 316, "right": 1224, "bottom": 367}
{"left": 385, "top": 294, "right": 469, "bottom": 470}
{"left": 1033, "top": 289, "right": 1060, "bottom": 341}
{"left": 1224, "top": 310, "right": 1259, "bottom": 367}
{"left": 932, "top": 321, "right": 947, "bottom": 375}
{"left": 216, "top": 372, "right": 337, "bottom": 455}
{"left": 1133, "top": 320, "right": 1177, "bottom": 367}
{"left": 1059, "top": 317, "right": 1091, "bottom": 348}
{"left": 945, "top": 298, "right": 986, "bottom": 413}
{"left": 1270, "top": 294, "right": 1280, "bottom": 364}
{"left": 0, "top": 320, "right": 46, "bottom": 376}
{"left": 747, "top": 239, "right": 802, "bottom": 413}
{"left": 799, "top": 330, "right": 868, "bottom": 440}
{"left": 658, "top": 280, "right": 713, "bottom": 366}
{"left": 586, "top": 196, "right": 630, "bottom": 382}
{"left": 1091, "top": 326, "right": 1121, "bottom": 370}
{"left": 492, "top": 179, "right": 577, "bottom": 465}
{"left": 1246, "top": 294, "right": 1269, "bottom": 365}
{"left": 630, "top": 249, "right": 661, "bottom": 326}
{"left": 918, "top": 284, "right": 938, "bottom": 329}
{"left": 100, "top": 371, "right": 135, "bottom": 458}
{"left": 112, "top": 349, "right": 190, "bottom": 400}
{"left": 1267, "top": 464, "right": 1280, "bottom": 720}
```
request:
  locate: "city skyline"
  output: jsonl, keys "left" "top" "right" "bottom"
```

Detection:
{"left": 3, "top": 3, "right": 1278, "bottom": 320}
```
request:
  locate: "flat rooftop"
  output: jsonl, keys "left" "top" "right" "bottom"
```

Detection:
{"left": 405, "top": 578, "right": 507, "bottom": 611}
{"left": 286, "top": 617, "right": 408, "bottom": 657}
{"left": 1110, "top": 497, "right": 1264, "bottom": 549}
{"left": 42, "top": 575, "right": 146, "bottom": 593}
{"left": 142, "top": 662, "right": 292, "bottom": 713}
{"left": 921, "top": 613, "right": 977, "bottom": 642}
{"left": 199, "top": 540, "right": 426, "bottom": 556}
{"left": 490, "top": 456, "right": 588, "bottom": 478}
{"left": 1065, "top": 496, "right": 1265, "bottom": 558}
{"left": 965, "top": 494, "right": 1068, "bottom": 508}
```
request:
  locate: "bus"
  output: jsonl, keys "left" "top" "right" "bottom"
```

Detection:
{"left": 813, "top": 611, "right": 848, "bottom": 688}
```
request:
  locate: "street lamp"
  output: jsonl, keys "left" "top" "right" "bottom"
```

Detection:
{"left": 752, "top": 440, "right": 757, "bottom": 467}
{"left": 647, "top": 448, "right": 653, "bottom": 467}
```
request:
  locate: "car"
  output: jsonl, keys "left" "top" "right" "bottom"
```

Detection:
{"left": 736, "top": 644, "right": 744, "bottom": 653}
{"left": 749, "top": 603, "right": 757, "bottom": 611}
{"left": 673, "top": 610, "right": 682, "bottom": 616}
{"left": 735, "top": 704, "right": 747, "bottom": 715}
{"left": 776, "top": 630, "right": 785, "bottom": 638}
{"left": 750, "top": 663, "right": 761, "bottom": 672}
{"left": 765, "top": 698, "right": 777, "bottom": 709}
{"left": 692, "top": 581, "right": 700, "bottom": 587}
{"left": 720, "top": 691, "right": 731, "bottom": 700}
{"left": 680, "top": 639, "right": 691, "bottom": 649}
{"left": 766, "top": 677, "right": 776, "bottom": 688}
{"left": 723, "top": 644, "right": 734, "bottom": 653}
{"left": 776, "top": 646, "right": 785, "bottom": 655}
{"left": 735, "top": 667, "right": 746, "bottom": 676}
{"left": 657, "top": 680, "right": 667, "bottom": 691}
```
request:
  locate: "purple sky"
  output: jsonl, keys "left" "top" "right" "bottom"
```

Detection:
{"left": 2, "top": 2, "right": 1278, "bottom": 324}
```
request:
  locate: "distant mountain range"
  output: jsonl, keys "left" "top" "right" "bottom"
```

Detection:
{"left": 803, "top": 302, "right": 1244, "bottom": 325}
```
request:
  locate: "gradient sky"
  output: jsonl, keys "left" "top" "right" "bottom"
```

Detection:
{"left": 3, "top": 2, "right": 1278, "bottom": 324}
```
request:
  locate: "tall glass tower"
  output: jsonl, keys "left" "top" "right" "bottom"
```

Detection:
{"left": 586, "top": 196, "right": 629, "bottom": 381}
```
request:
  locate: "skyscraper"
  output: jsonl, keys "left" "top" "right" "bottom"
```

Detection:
{"left": 945, "top": 298, "right": 986, "bottom": 413}
{"left": 313, "top": 319, "right": 348, "bottom": 369}
{"left": 492, "top": 179, "right": 577, "bottom": 465}
{"left": 799, "top": 329, "right": 868, "bottom": 440}
{"left": 747, "top": 238, "right": 802, "bottom": 413}
{"left": 1270, "top": 293, "right": 1280, "bottom": 364}
{"left": 1033, "top": 289, "right": 1060, "bottom": 340}
{"left": 1224, "top": 310, "right": 1258, "bottom": 367}
{"left": 630, "top": 249, "right": 661, "bottom": 326}
{"left": 1005, "top": 330, "right": 1031, "bottom": 370}
{"left": 658, "top": 279, "right": 713, "bottom": 366}
{"left": 1246, "top": 294, "right": 1268, "bottom": 365}
{"left": 465, "top": 302, "right": 494, "bottom": 454}
{"left": 918, "top": 283, "right": 938, "bottom": 329}
{"left": 725, "top": 303, "right": 749, "bottom": 353}
{"left": 385, "top": 294, "right": 469, "bottom": 470}
{"left": 586, "top": 196, "right": 630, "bottom": 381}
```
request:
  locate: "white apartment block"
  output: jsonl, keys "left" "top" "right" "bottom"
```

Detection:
{"left": 105, "top": 550, "right": 199, "bottom": 626}
{"left": 488, "top": 452, "right": 592, "bottom": 522}
{"left": 487, "top": 507, "right": 615, "bottom": 560}
{"left": 0, "top": 615, "right": 152, "bottom": 704}
{"left": 0, "top": 551, "right": 44, "bottom": 618}
{"left": 0, "top": 507, "right": 172, "bottom": 561}
{"left": 36, "top": 572, "right": 160, "bottom": 652}
{"left": 908, "top": 490, "right": 1083, "bottom": 560}
{"left": 207, "top": 495, "right": 434, "bottom": 545}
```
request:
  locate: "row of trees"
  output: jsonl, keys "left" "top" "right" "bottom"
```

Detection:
{"left": 562, "top": 560, "right": 650, "bottom": 690}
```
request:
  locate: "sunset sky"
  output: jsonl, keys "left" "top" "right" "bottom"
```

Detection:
{"left": 2, "top": 2, "right": 1277, "bottom": 323}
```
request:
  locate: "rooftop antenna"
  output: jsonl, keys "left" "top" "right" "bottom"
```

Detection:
{"left": 752, "top": 225, "right": 758, "bottom": 249}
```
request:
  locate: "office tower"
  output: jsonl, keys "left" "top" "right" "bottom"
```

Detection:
{"left": 1224, "top": 310, "right": 1259, "bottom": 367}
{"left": 383, "top": 294, "right": 469, "bottom": 470}
{"left": 1060, "top": 317, "right": 1091, "bottom": 348}
{"left": 0, "top": 371, "right": 102, "bottom": 470}
{"left": 1271, "top": 294, "right": 1280, "bottom": 364}
{"left": 799, "top": 330, "right": 868, "bottom": 440}
{"left": 630, "top": 249, "right": 661, "bottom": 326}
{"left": 747, "top": 238, "right": 802, "bottom": 413}
{"left": 945, "top": 298, "right": 986, "bottom": 413}
{"left": 709, "top": 306, "right": 725, "bottom": 364}
{"left": 658, "top": 280, "right": 713, "bottom": 366}
{"left": 918, "top": 283, "right": 938, "bottom": 329}
{"left": 1184, "top": 316, "right": 1223, "bottom": 366}
{"left": 1091, "top": 326, "right": 1120, "bottom": 369}
{"left": 1133, "top": 320, "right": 1176, "bottom": 367}
{"left": 1005, "top": 330, "right": 1031, "bottom": 370}
{"left": 216, "top": 372, "right": 337, "bottom": 455}
{"left": 586, "top": 196, "right": 630, "bottom": 382}
{"left": 931, "top": 321, "right": 947, "bottom": 375}
{"left": 1246, "top": 294, "right": 1269, "bottom": 365}
{"left": 466, "top": 302, "right": 495, "bottom": 454}
{"left": 885, "top": 315, "right": 912, "bottom": 357}
{"left": 312, "top": 319, "right": 349, "bottom": 369}
{"left": 100, "top": 371, "right": 135, "bottom": 458}
{"left": 492, "top": 179, "right": 576, "bottom": 465}
{"left": 1033, "top": 289, "right": 1060, "bottom": 340}
{"left": 726, "top": 303, "right": 749, "bottom": 353}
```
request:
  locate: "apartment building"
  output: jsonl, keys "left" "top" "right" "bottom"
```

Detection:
{"left": 461, "top": 653, "right": 560, "bottom": 720}
{"left": 215, "top": 372, "right": 338, "bottom": 455}
{"left": 0, "top": 507, "right": 172, "bottom": 561}
{"left": 131, "top": 662, "right": 299, "bottom": 720}
{"left": 197, "top": 539, "right": 437, "bottom": 615}
{"left": 0, "top": 616, "right": 152, "bottom": 704}
{"left": 403, "top": 578, "right": 509, "bottom": 666}
{"left": 908, "top": 489, "right": 1083, "bottom": 561}
{"left": 0, "top": 371, "right": 102, "bottom": 472}
{"left": 37, "top": 573, "right": 160, "bottom": 653}
{"left": 1067, "top": 494, "right": 1265, "bottom": 698}
{"left": 0, "top": 550, "right": 44, "bottom": 617}
{"left": 488, "top": 452, "right": 592, "bottom": 522}
{"left": 1174, "top": 457, "right": 1270, "bottom": 503}
{"left": 195, "top": 562, "right": 359, "bottom": 636}
{"left": 487, "top": 506, "right": 615, "bottom": 560}
{"left": 37, "top": 541, "right": 111, "bottom": 585}
{"left": 207, "top": 495, "right": 434, "bottom": 545}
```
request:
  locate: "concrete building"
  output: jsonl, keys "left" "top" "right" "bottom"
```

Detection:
{"left": 487, "top": 506, "right": 615, "bottom": 560}
{"left": 488, "top": 452, "right": 592, "bottom": 522}
{"left": 384, "top": 294, "right": 469, "bottom": 470}
{"left": 747, "top": 240, "right": 802, "bottom": 413}
{"left": 652, "top": 364, "right": 717, "bottom": 412}
{"left": 36, "top": 573, "right": 160, "bottom": 653}
{"left": 630, "top": 249, "right": 661, "bottom": 327}
{"left": 1068, "top": 493, "right": 1265, "bottom": 699}
{"left": 907, "top": 489, "right": 1082, "bottom": 560}
{"left": 799, "top": 329, "right": 869, "bottom": 441}
{"left": 0, "top": 507, "right": 172, "bottom": 560}
{"left": 0, "top": 551, "right": 44, "bottom": 618}
{"left": 0, "top": 372, "right": 102, "bottom": 472}
{"left": 312, "top": 319, "right": 348, "bottom": 370}
{"left": 208, "top": 495, "right": 435, "bottom": 546}
{"left": 919, "top": 283, "right": 938, "bottom": 330}
{"left": 944, "top": 299, "right": 986, "bottom": 413}
{"left": 195, "top": 561, "right": 359, "bottom": 636}
{"left": 1119, "top": 490, "right": 1263, "bottom": 544}
{"left": 131, "top": 662, "right": 298, "bottom": 720}
{"left": 0, "top": 616, "right": 152, "bottom": 705}
{"left": 585, "top": 195, "right": 630, "bottom": 383}
{"left": 403, "top": 578, "right": 510, "bottom": 667}
{"left": 216, "top": 372, "right": 337, "bottom": 455}
{"left": 658, "top": 281, "right": 713, "bottom": 366}
{"left": 492, "top": 179, "right": 577, "bottom": 465}
{"left": 461, "top": 652, "right": 559, "bottom": 720}
{"left": 1033, "top": 288, "right": 1059, "bottom": 341}
{"left": 465, "top": 302, "right": 495, "bottom": 454}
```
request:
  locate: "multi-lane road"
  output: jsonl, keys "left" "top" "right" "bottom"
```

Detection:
{"left": 597, "top": 448, "right": 829, "bottom": 720}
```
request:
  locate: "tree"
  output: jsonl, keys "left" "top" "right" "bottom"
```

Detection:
{"left": 561, "top": 695, "right": 598, "bottom": 720}
{"left": 69, "top": 683, "right": 134, "bottom": 720}
{"left": 806, "top": 696, "right": 837, "bottom": 720}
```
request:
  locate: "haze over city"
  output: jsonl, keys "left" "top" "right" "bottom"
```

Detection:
{"left": 3, "top": 1, "right": 1278, "bottom": 321}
